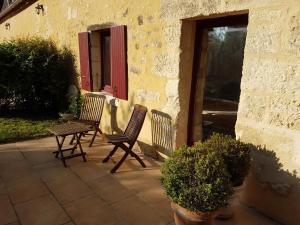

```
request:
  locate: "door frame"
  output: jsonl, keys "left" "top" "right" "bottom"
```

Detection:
{"left": 187, "top": 14, "right": 248, "bottom": 145}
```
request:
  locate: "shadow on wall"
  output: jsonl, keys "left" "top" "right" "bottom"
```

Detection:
{"left": 137, "top": 110, "right": 173, "bottom": 159}
{"left": 109, "top": 103, "right": 123, "bottom": 134}
{"left": 242, "top": 145, "right": 300, "bottom": 225}
{"left": 151, "top": 110, "right": 173, "bottom": 158}
{"left": 108, "top": 93, "right": 143, "bottom": 135}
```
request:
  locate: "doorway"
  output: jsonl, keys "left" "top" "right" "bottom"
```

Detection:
{"left": 188, "top": 15, "right": 248, "bottom": 144}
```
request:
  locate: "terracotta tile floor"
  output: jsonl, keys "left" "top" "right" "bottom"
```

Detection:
{"left": 0, "top": 135, "right": 280, "bottom": 225}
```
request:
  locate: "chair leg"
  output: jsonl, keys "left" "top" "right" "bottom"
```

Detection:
{"left": 110, "top": 150, "right": 130, "bottom": 173}
{"left": 103, "top": 145, "right": 119, "bottom": 163}
{"left": 129, "top": 150, "right": 146, "bottom": 168}
{"left": 119, "top": 143, "right": 146, "bottom": 169}
{"left": 88, "top": 126, "right": 101, "bottom": 147}
{"left": 88, "top": 129, "right": 97, "bottom": 147}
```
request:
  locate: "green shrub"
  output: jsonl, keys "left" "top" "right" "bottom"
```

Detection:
{"left": 161, "top": 144, "right": 233, "bottom": 212}
{"left": 202, "top": 133, "right": 251, "bottom": 186}
{"left": 68, "top": 94, "right": 83, "bottom": 118}
{"left": 0, "top": 37, "right": 77, "bottom": 115}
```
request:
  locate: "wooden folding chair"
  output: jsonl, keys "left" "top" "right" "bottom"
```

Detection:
{"left": 70, "top": 93, "right": 106, "bottom": 147}
{"left": 103, "top": 104, "right": 148, "bottom": 173}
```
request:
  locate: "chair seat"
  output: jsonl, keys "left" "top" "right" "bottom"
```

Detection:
{"left": 75, "top": 119, "right": 98, "bottom": 126}
{"left": 106, "top": 134, "right": 130, "bottom": 143}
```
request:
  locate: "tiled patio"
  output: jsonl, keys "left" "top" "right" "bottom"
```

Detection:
{"left": 0, "top": 135, "right": 279, "bottom": 225}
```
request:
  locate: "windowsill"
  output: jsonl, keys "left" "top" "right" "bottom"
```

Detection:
{"left": 88, "top": 90, "right": 119, "bottom": 107}
{"left": 97, "top": 90, "right": 113, "bottom": 96}
{"left": 88, "top": 90, "right": 112, "bottom": 96}
{"left": 103, "top": 85, "right": 113, "bottom": 94}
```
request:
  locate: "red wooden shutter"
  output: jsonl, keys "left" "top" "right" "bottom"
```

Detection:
{"left": 78, "top": 32, "right": 92, "bottom": 91}
{"left": 110, "top": 25, "right": 128, "bottom": 100}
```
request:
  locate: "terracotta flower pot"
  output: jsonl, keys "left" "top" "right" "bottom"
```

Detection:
{"left": 171, "top": 202, "right": 214, "bottom": 225}
{"left": 214, "top": 185, "right": 243, "bottom": 220}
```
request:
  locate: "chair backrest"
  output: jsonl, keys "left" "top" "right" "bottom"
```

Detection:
{"left": 124, "top": 104, "right": 148, "bottom": 144}
{"left": 79, "top": 93, "right": 106, "bottom": 123}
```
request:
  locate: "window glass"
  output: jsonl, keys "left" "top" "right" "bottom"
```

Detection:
{"left": 102, "top": 33, "right": 111, "bottom": 88}
{"left": 204, "top": 26, "right": 247, "bottom": 102}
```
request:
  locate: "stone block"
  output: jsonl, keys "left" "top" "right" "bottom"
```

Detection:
{"left": 160, "top": 0, "right": 200, "bottom": 19}
{"left": 267, "top": 95, "right": 300, "bottom": 129}
{"left": 242, "top": 58, "right": 300, "bottom": 93}
{"left": 87, "top": 175, "right": 134, "bottom": 204}
{"left": 135, "top": 89, "right": 160, "bottom": 101}
{"left": 285, "top": 9, "right": 300, "bottom": 56}
{"left": 153, "top": 53, "right": 180, "bottom": 78}
{"left": 111, "top": 195, "right": 167, "bottom": 225}
{"left": 64, "top": 195, "right": 125, "bottom": 225}
{"left": 224, "top": 0, "right": 287, "bottom": 9}
{"left": 238, "top": 93, "right": 268, "bottom": 122}
{"left": 47, "top": 174, "right": 93, "bottom": 204}
{"left": 249, "top": 8, "right": 284, "bottom": 24}
{"left": 0, "top": 195, "right": 18, "bottom": 225}
{"left": 246, "top": 23, "right": 281, "bottom": 53}
{"left": 130, "top": 66, "right": 142, "bottom": 75}
{"left": 163, "top": 22, "right": 181, "bottom": 49}
{"left": 6, "top": 176, "right": 49, "bottom": 204}
{"left": 15, "top": 195, "right": 70, "bottom": 225}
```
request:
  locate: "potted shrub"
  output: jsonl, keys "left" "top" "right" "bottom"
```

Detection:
{"left": 202, "top": 133, "right": 251, "bottom": 187}
{"left": 161, "top": 144, "right": 234, "bottom": 225}
{"left": 202, "top": 133, "right": 251, "bottom": 219}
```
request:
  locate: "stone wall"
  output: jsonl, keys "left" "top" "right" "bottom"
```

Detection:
{"left": 0, "top": 0, "right": 170, "bottom": 150}
{"left": 160, "top": 0, "right": 300, "bottom": 224}
{"left": 1, "top": 0, "right": 300, "bottom": 224}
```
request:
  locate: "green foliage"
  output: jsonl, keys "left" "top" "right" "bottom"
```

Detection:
{"left": 68, "top": 94, "right": 83, "bottom": 118}
{"left": 0, "top": 37, "right": 77, "bottom": 115}
{"left": 161, "top": 144, "right": 233, "bottom": 212}
{"left": 0, "top": 117, "right": 59, "bottom": 143}
{"left": 202, "top": 133, "right": 251, "bottom": 186}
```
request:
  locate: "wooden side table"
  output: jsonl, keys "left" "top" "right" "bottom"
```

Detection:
{"left": 47, "top": 123, "right": 93, "bottom": 167}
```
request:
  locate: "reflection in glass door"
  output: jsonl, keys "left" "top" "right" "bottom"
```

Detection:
{"left": 188, "top": 15, "right": 248, "bottom": 144}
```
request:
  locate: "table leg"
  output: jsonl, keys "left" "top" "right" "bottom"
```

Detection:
{"left": 75, "top": 133, "right": 87, "bottom": 162}
{"left": 53, "top": 136, "right": 65, "bottom": 158}
{"left": 71, "top": 133, "right": 82, "bottom": 154}
{"left": 55, "top": 136, "right": 67, "bottom": 167}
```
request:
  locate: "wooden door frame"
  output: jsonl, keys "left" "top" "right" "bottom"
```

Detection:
{"left": 187, "top": 14, "right": 248, "bottom": 146}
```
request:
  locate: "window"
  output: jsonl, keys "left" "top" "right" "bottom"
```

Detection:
{"left": 78, "top": 25, "right": 128, "bottom": 100}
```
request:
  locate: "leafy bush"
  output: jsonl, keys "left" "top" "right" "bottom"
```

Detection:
{"left": 202, "top": 133, "right": 251, "bottom": 186}
{"left": 0, "top": 37, "right": 77, "bottom": 115}
{"left": 68, "top": 94, "right": 83, "bottom": 118}
{"left": 161, "top": 144, "right": 233, "bottom": 212}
